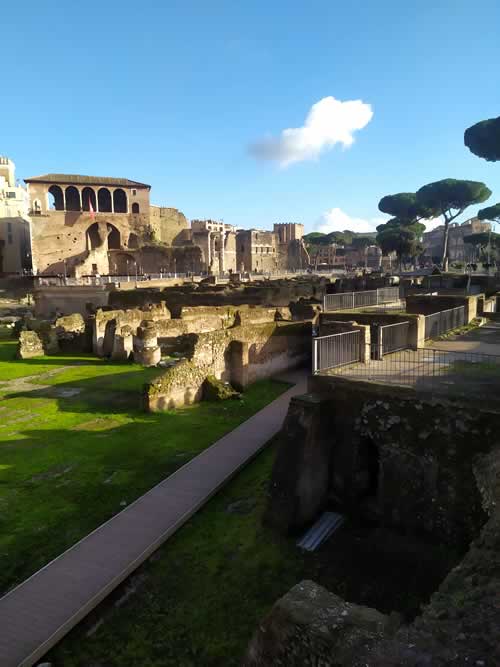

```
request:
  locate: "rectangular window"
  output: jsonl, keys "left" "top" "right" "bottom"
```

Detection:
{"left": 7, "top": 222, "right": 12, "bottom": 231}
{"left": 6, "top": 191, "right": 16, "bottom": 198}
{"left": 132, "top": 189, "right": 137, "bottom": 196}
{"left": 8, "top": 234, "right": 13, "bottom": 244}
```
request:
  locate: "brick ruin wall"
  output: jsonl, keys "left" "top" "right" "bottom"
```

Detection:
{"left": 249, "top": 376, "right": 500, "bottom": 665}
{"left": 145, "top": 321, "right": 311, "bottom": 410}
{"left": 93, "top": 303, "right": 293, "bottom": 359}
{"left": 107, "top": 276, "right": 328, "bottom": 313}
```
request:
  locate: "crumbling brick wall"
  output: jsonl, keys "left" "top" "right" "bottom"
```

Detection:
{"left": 267, "top": 376, "right": 494, "bottom": 547}
{"left": 145, "top": 321, "right": 311, "bottom": 410}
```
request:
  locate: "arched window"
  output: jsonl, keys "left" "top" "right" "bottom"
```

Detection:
{"left": 107, "top": 224, "right": 121, "bottom": 249}
{"left": 48, "top": 185, "right": 64, "bottom": 211}
{"left": 132, "top": 202, "right": 140, "bottom": 214}
{"left": 82, "top": 187, "right": 97, "bottom": 212}
{"left": 97, "top": 188, "right": 112, "bottom": 213}
{"left": 113, "top": 188, "right": 127, "bottom": 213}
{"left": 65, "top": 186, "right": 81, "bottom": 211}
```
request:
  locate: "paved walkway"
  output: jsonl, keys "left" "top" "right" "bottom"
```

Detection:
{"left": 429, "top": 320, "right": 500, "bottom": 356}
{"left": 0, "top": 371, "right": 307, "bottom": 667}
{"left": 322, "top": 321, "right": 500, "bottom": 396}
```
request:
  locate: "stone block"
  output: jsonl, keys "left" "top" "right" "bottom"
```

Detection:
{"left": 243, "top": 580, "right": 394, "bottom": 667}
{"left": 265, "top": 393, "right": 333, "bottom": 533}
{"left": 17, "top": 330, "right": 44, "bottom": 359}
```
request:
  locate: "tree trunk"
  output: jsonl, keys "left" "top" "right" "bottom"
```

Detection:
{"left": 441, "top": 218, "right": 450, "bottom": 272}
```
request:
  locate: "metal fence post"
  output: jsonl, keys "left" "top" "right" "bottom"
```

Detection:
{"left": 312, "top": 338, "right": 317, "bottom": 374}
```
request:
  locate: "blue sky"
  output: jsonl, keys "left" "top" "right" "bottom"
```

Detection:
{"left": 2, "top": 0, "right": 499, "bottom": 233}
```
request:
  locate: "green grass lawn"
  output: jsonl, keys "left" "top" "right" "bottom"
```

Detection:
{"left": 0, "top": 328, "right": 290, "bottom": 594}
{"left": 47, "top": 440, "right": 460, "bottom": 667}
{"left": 49, "top": 444, "right": 297, "bottom": 667}
{"left": 0, "top": 329, "right": 98, "bottom": 380}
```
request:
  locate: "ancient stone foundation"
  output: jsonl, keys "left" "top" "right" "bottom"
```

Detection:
{"left": 146, "top": 321, "right": 311, "bottom": 410}
{"left": 243, "top": 580, "right": 398, "bottom": 667}
{"left": 133, "top": 322, "right": 161, "bottom": 367}
{"left": 254, "top": 375, "right": 500, "bottom": 666}
{"left": 17, "top": 330, "right": 44, "bottom": 358}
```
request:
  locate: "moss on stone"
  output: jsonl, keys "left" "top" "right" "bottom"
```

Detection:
{"left": 203, "top": 375, "right": 241, "bottom": 401}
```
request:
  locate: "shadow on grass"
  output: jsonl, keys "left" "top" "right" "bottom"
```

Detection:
{"left": 0, "top": 378, "right": 290, "bottom": 593}
{"left": 2, "top": 367, "right": 164, "bottom": 412}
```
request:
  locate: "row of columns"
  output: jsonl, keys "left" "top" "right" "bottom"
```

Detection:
{"left": 47, "top": 185, "right": 128, "bottom": 214}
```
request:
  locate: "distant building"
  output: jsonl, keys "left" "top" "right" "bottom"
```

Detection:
{"left": 345, "top": 245, "right": 382, "bottom": 269}
{"left": 25, "top": 172, "right": 189, "bottom": 276}
{"left": 423, "top": 217, "right": 491, "bottom": 264}
{"left": 273, "top": 222, "right": 304, "bottom": 243}
{"left": 0, "top": 156, "right": 32, "bottom": 273}
{"left": 190, "top": 219, "right": 237, "bottom": 274}
{"left": 308, "top": 242, "right": 382, "bottom": 271}
{"left": 236, "top": 229, "right": 278, "bottom": 273}
{"left": 309, "top": 243, "right": 346, "bottom": 270}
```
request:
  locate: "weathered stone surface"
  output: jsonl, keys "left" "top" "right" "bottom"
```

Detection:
{"left": 146, "top": 359, "right": 207, "bottom": 410}
{"left": 55, "top": 312, "right": 87, "bottom": 352}
{"left": 269, "top": 377, "right": 495, "bottom": 545}
{"left": 111, "top": 325, "right": 134, "bottom": 361}
{"left": 243, "top": 580, "right": 395, "bottom": 667}
{"left": 257, "top": 375, "right": 500, "bottom": 667}
{"left": 134, "top": 322, "right": 161, "bottom": 367}
{"left": 144, "top": 321, "right": 311, "bottom": 411}
{"left": 202, "top": 375, "right": 240, "bottom": 401}
{"left": 265, "top": 394, "right": 333, "bottom": 533}
{"left": 17, "top": 330, "right": 44, "bottom": 358}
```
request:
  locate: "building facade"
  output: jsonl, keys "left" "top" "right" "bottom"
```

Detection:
{"left": 236, "top": 229, "right": 278, "bottom": 273}
{"left": 273, "top": 222, "right": 304, "bottom": 243}
{"left": 423, "top": 217, "right": 491, "bottom": 264}
{"left": 0, "top": 157, "right": 31, "bottom": 273}
{"left": 190, "top": 220, "right": 237, "bottom": 274}
{"left": 25, "top": 173, "right": 189, "bottom": 276}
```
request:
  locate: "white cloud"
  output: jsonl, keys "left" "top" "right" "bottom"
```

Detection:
{"left": 249, "top": 96, "right": 373, "bottom": 167}
{"left": 315, "top": 208, "right": 387, "bottom": 235}
{"left": 423, "top": 217, "right": 444, "bottom": 231}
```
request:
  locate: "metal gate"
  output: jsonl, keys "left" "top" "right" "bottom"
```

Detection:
{"left": 312, "top": 330, "right": 361, "bottom": 373}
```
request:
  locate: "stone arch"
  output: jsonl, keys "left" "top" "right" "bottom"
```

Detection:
{"left": 132, "top": 202, "right": 140, "bottom": 214}
{"left": 113, "top": 188, "right": 127, "bottom": 213}
{"left": 65, "top": 186, "right": 81, "bottom": 211}
{"left": 113, "top": 252, "right": 136, "bottom": 274}
{"left": 98, "top": 188, "right": 112, "bottom": 213}
{"left": 48, "top": 185, "right": 64, "bottom": 211}
{"left": 107, "top": 224, "right": 121, "bottom": 249}
{"left": 82, "top": 187, "right": 97, "bottom": 212}
{"left": 128, "top": 233, "right": 139, "bottom": 248}
{"left": 87, "top": 222, "right": 102, "bottom": 249}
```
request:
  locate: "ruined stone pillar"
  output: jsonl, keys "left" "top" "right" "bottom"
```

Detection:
{"left": 230, "top": 340, "right": 249, "bottom": 390}
{"left": 111, "top": 325, "right": 134, "bottom": 361}
{"left": 219, "top": 232, "right": 225, "bottom": 275}
{"left": 134, "top": 321, "right": 161, "bottom": 366}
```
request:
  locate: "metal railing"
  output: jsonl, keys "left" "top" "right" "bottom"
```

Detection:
{"left": 323, "top": 286, "right": 400, "bottom": 311}
{"left": 379, "top": 321, "right": 410, "bottom": 356}
{"left": 424, "top": 306, "right": 466, "bottom": 340}
{"left": 317, "top": 348, "right": 500, "bottom": 398}
{"left": 312, "top": 330, "right": 361, "bottom": 373}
